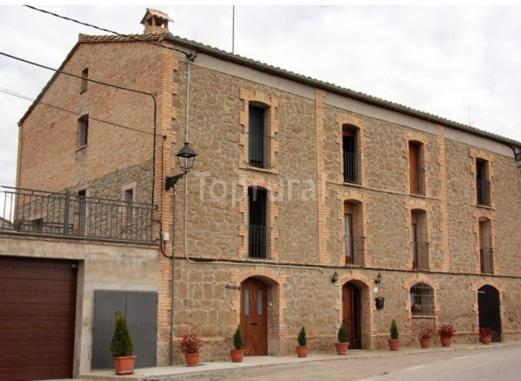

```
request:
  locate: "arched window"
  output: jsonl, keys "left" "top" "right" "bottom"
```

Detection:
{"left": 411, "top": 209, "right": 429, "bottom": 270}
{"left": 248, "top": 102, "right": 270, "bottom": 169}
{"left": 410, "top": 283, "right": 434, "bottom": 316}
{"left": 479, "top": 217, "right": 493, "bottom": 274}
{"left": 342, "top": 124, "right": 360, "bottom": 184}
{"left": 408, "top": 140, "right": 425, "bottom": 195}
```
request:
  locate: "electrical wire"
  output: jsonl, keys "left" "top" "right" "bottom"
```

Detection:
{"left": 0, "top": 50, "right": 158, "bottom": 208}
{"left": 0, "top": 86, "right": 154, "bottom": 136}
{"left": 23, "top": 5, "right": 197, "bottom": 61}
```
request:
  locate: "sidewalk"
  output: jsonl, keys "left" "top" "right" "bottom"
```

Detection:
{"left": 81, "top": 343, "right": 516, "bottom": 381}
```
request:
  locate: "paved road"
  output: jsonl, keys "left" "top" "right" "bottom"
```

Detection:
{"left": 181, "top": 344, "right": 521, "bottom": 381}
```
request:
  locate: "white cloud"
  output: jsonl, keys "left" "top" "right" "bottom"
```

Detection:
{"left": 1, "top": 5, "right": 521, "bottom": 187}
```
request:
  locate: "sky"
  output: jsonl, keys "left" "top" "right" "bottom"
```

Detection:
{"left": 1, "top": 5, "right": 521, "bottom": 187}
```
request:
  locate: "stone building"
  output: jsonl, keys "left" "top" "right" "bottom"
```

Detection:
{"left": 2, "top": 8, "right": 521, "bottom": 379}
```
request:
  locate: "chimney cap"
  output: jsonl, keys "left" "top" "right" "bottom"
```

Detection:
{"left": 140, "top": 8, "right": 171, "bottom": 25}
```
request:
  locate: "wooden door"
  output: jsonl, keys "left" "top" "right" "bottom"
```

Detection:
{"left": 342, "top": 283, "right": 362, "bottom": 349}
{"left": 240, "top": 278, "right": 268, "bottom": 355}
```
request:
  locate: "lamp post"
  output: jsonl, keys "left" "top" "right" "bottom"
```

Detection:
{"left": 165, "top": 142, "right": 198, "bottom": 190}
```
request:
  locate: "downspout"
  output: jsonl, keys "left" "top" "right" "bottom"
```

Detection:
{"left": 184, "top": 59, "right": 194, "bottom": 264}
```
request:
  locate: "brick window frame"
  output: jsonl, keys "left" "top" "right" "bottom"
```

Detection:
{"left": 473, "top": 208, "right": 497, "bottom": 274}
{"left": 336, "top": 189, "right": 369, "bottom": 267}
{"left": 469, "top": 149, "right": 495, "bottom": 209}
{"left": 403, "top": 276, "right": 439, "bottom": 321}
{"left": 336, "top": 114, "right": 366, "bottom": 186}
{"left": 239, "top": 89, "right": 279, "bottom": 174}
{"left": 404, "top": 132, "right": 429, "bottom": 197}
{"left": 237, "top": 174, "right": 279, "bottom": 260}
{"left": 405, "top": 199, "right": 432, "bottom": 271}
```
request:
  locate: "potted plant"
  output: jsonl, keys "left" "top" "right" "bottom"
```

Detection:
{"left": 110, "top": 311, "right": 136, "bottom": 375}
{"left": 296, "top": 326, "right": 309, "bottom": 358}
{"left": 179, "top": 332, "right": 203, "bottom": 367}
{"left": 418, "top": 328, "right": 434, "bottom": 349}
{"left": 388, "top": 320, "right": 400, "bottom": 351}
{"left": 230, "top": 326, "right": 245, "bottom": 362}
{"left": 479, "top": 327, "right": 495, "bottom": 345}
{"left": 438, "top": 324, "right": 456, "bottom": 347}
{"left": 336, "top": 323, "right": 349, "bottom": 355}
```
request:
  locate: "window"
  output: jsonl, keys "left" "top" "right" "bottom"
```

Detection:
{"left": 342, "top": 125, "right": 360, "bottom": 184}
{"left": 410, "top": 283, "right": 434, "bottom": 316}
{"left": 77, "top": 189, "right": 86, "bottom": 236}
{"left": 248, "top": 186, "right": 268, "bottom": 258}
{"left": 409, "top": 141, "right": 425, "bottom": 195}
{"left": 124, "top": 188, "right": 134, "bottom": 225}
{"left": 479, "top": 218, "right": 493, "bottom": 274}
{"left": 248, "top": 104, "right": 269, "bottom": 168}
{"left": 344, "top": 201, "right": 364, "bottom": 266}
{"left": 78, "top": 115, "right": 89, "bottom": 147}
{"left": 476, "top": 159, "right": 491, "bottom": 206}
{"left": 80, "top": 68, "right": 89, "bottom": 93}
{"left": 411, "top": 209, "right": 429, "bottom": 270}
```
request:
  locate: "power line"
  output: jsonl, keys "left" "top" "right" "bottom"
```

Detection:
{"left": 0, "top": 49, "right": 159, "bottom": 207}
{"left": 0, "top": 86, "right": 154, "bottom": 136}
{"left": 23, "top": 5, "right": 197, "bottom": 61}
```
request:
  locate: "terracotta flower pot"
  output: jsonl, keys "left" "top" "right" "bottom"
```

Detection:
{"left": 230, "top": 349, "right": 245, "bottom": 362}
{"left": 296, "top": 346, "right": 309, "bottom": 358}
{"left": 113, "top": 355, "right": 136, "bottom": 375}
{"left": 335, "top": 342, "right": 349, "bottom": 355}
{"left": 184, "top": 352, "right": 200, "bottom": 367}
{"left": 440, "top": 336, "right": 452, "bottom": 347}
{"left": 419, "top": 337, "right": 432, "bottom": 349}
{"left": 388, "top": 339, "right": 401, "bottom": 351}
{"left": 480, "top": 335, "right": 492, "bottom": 345}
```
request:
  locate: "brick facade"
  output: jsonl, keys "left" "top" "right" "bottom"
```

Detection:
{"left": 15, "top": 14, "right": 521, "bottom": 367}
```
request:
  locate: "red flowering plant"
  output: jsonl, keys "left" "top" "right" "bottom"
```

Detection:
{"left": 178, "top": 332, "right": 203, "bottom": 354}
{"left": 437, "top": 324, "right": 456, "bottom": 338}
{"left": 479, "top": 327, "right": 495, "bottom": 337}
{"left": 418, "top": 327, "right": 434, "bottom": 339}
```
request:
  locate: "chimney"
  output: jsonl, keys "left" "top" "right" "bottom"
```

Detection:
{"left": 140, "top": 8, "right": 171, "bottom": 34}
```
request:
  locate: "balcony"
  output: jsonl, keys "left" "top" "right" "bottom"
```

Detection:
{"left": 343, "top": 151, "right": 360, "bottom": 184}
{"left": 0, "top": 186, "right": 154, "bottom": 243}
{"left": 248, "top": 224, "right": 269, "bottom": 259}
{"left": 412, "top": 241, "right": 429, "bottom": 270}
{"left": 480, "top": 247, "right": 494, "bottom": 274}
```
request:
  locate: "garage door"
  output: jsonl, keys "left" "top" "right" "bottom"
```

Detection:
{"left": 0, "top": 257, "right": 77, "bottom": 381}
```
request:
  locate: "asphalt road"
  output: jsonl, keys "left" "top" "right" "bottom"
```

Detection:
{"left": 184, "top": 344, "right": 521, "bottom": 381}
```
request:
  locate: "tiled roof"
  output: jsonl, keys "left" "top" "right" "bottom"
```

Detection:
{"left": 21, "top": 32, "right": 521, "bottom": 150}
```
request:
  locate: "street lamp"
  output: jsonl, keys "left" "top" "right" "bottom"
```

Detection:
{"left": 165, "top": 142, "right": 198, "bottom": 190}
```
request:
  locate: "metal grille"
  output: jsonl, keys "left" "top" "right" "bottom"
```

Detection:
{"left": 412, "top": 241, "right": 429, "bottom": 270}
{"left": 0, "top": 186, "right": 154, "bottom": 243}
{"left": 343, "top": 151, "right": 360, "bottom": 184}
{"left": 345, "top": 236, "right": 365, "bottom": 266}
{"left": 411, "top": 167, "right": 426, "bottom": 195}
{"left": 410, "top": 283, "right": 434, "bottom": 316}
{"left": 477, "top": 180, "right": 491, "bottom": 206}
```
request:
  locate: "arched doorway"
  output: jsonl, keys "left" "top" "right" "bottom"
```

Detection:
{"left": 342, "top": 281, "right": 362, "bottom": 349}
{"left": 478, "top": 285, "right": 502, "bottom": 342}
{"left": 240, "top": 277, "right": 268, "bottom": 355}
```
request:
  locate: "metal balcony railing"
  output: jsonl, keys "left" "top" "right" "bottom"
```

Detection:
{"left": 345, "top": 236, "right": 365, "bottom": 266}
{"left": 412, "top": 241, "right": 429, "bottom": 270}
{"left": 477, "top": 180, "right": 491, "bottom": 206}
{"left": 480, "top": 247, "right": 494, "bottom": 274}
{"left": 343, "top": 151, "right": 360, "bottom": 184}
{"left": 248, "top": 224, "right": 269, "bottom": 259}
{"left": 411, "top": 167, "right": 426, "bottom": 195}
{"left": 0, "top": 186, "right": 154, "bottom": 243}
{"left": 248, "top": 133, "right": 271, "bottom": 169}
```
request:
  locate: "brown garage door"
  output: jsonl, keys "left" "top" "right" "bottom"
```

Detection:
{"left": 0, "top": 257, "right": 77, "bottom": 381}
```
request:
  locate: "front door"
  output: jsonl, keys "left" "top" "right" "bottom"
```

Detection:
{"left": 240, "top": 278, "right": 268, "bottom": 355}
{"left": 342, "top": 282, "right": 362, "bottom": 349}
{"left": 478, "top": 285, "right": 502, "bottom": 342}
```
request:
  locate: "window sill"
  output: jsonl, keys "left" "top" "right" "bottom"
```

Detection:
{"left": 241, "top": 165, "right": 278, "bottom": 175}
{"left": 245, "top": 257, "right": 275, "bottom": 264}
{"left": 476, "top": 203, "right": 494, "bottom": 210}
{"left": 76, "top": 145, "right": 88, "bottom": 152}
{"left": 343, "top": 181, "right": 362, "bottom": 188}
{"left": 412, "top": 315, "right": 436, "bottom": 319}
{"left": 410, "top": 192, "right": 427, "bottom": 198}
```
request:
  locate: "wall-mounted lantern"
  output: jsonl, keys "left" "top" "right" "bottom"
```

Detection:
{"left": 331, "top": 271, "right": 339, "bottom": 284}
{"left": 375, "top": 297, "right": 385, "bottom": 310}
{"left": 374, "top": 272, "right": 382, "bottom": 285}
{"left": 165, "top": 142, "right": 198, "bottom": 190}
